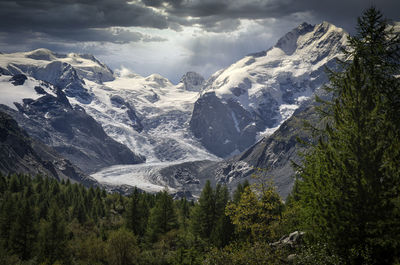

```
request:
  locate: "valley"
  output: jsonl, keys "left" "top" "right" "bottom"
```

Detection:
{"left": 0, "top": 21, "right": 347, "bottom": 198}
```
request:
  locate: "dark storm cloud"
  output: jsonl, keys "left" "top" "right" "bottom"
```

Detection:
{"left": 0, "top": 0, "right": 168, "bottom": 40}
{"left": 144, "top": 0, "right": 400, "bottom": 33}
{"left": 1, "top": 0, "right": 399, "bottom": 83}
{"left": 1, "top": 0, "right": 399, "bottom": 44}
{"left": 45, "top": 28, "right": 167, "bottom": 44}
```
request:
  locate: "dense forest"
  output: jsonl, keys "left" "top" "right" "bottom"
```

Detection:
{"left": 0, "top": 173, "right": 293, "bottom": 265}
{"left": 1, "top": 7, "right": 399, "bottom": 265}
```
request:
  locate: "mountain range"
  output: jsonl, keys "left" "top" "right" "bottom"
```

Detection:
{"left": 0, "top": 21, "right": 349, "bottom": 198}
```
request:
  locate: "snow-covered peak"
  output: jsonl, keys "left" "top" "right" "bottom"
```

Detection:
{"left": 201, "top": 21, "right": 347, "bottom": 136}
{"left": 114, "top": 67, "right": 140, "bottom": 79}
{"left": 25, "top": 48, "right": 58, "bottom": 61}
{"left": 177, "top": 71, "right": 205, "bottom": 91}
{"left": 275, "top": 21, "right": 345, "bottom": 56}
{"left": 0, "top": 49, "right": 114, "bottom": 83}
{"left": 145, "top": 73, "right": 173, "bottom": 88}
{"left": 275, "top": 22, "right": 314, "bottom": 55}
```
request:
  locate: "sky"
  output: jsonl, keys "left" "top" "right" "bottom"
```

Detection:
{"left": 0, "top": 0, "right": 399, "bottom": 83}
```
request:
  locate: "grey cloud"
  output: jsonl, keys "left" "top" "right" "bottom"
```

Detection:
{"left": 142, "top": 0, "right": 183, "bottom": 8}
{"left": 0, "top": 0, "right": 169, "bottom": 32}
{"left": 1, "top": 0, "right": 399, "bottom": 46}
{"left": 184, "top": 18, "right": 298, "bottom": 70}
{"left": 144, "top": 0, "right": 400, "bottom": 33}
{"left": 0, "top": 31, "right": 112, "bottom": 56}
{"left": 47, "top": 28, "right": 167, "bottom": 44}
{"left": 1, "top": 0, "right": 399, "bottom": 85}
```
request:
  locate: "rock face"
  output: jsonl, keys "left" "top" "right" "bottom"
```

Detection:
{"left": 190, "top": 92, "right": 257, "bottom": 157}
{"left": 214, "top": 100, "right": 319, "bottom": 198}
{"left": 163, "top": 100, "right": 318, "bottom": 198}
{"left": 0, "top": 75, "right": 145, "bottom": 174}
{"left": 190, "top": 21, "right": 346, "bottom": 157}
{"left": 109, "top": 95, "right": 143, "bottom": 132}
{"left": 271, "top": 231, "right": 305, "bottom": 248}
{"left": 9, "top": 74, "right": 27, "bottom": 86}
{"left": 177, "top": 72, "right": 205, "bottom": 91}
{"left": 0, "top": 111, "right": 96, "bottom": 186}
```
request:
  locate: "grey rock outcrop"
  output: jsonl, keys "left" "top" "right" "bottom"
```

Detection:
{"left": 178, "top": 72, "right": 205, "bottom": 91}
{"left": 271, "top": 231, "right": 305, "bottom": 248}
{"left": 214, "top": 101, "right": 318, "bottom": 198}
{"left": 189, "top": 92, "right": 257, "bottom": 157}
{"left": 0, "top": 111, "right": 97, "bottom": 186}
{"left": 110, "top": 95, "right": 143, "bottom": 132}
{"left": 9, "top": 74, "right": 27, "bottom": 86}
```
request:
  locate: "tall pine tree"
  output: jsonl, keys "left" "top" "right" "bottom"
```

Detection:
{"left": 298, "top": 7, "right": 400, "bottom": 264}
{"left": 146, "top": 189, "right": 177, "bottom": 242}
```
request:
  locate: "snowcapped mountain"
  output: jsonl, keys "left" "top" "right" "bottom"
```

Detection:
{"left": 0, "top": 62, "right": 144, "bottom": 173}
{"left": 0, "top": 50, "right": 216, "bottom": 194}
{"left": 69, "top": 69, "right": 218, "bottom": 194}
{"left": 0, "top": 48, "right": 114, "bottom": 83}
{"left": 70, "top": 68, "right": 216, "bottom": 163}
{"left": 0, "top": 50, "right": 215, "bottom": 165}
{"left": 0, "top": 21, "right": 349, "bottom": 196}
{"left": 190, "top": 21, "right": 347, "bottom": 157}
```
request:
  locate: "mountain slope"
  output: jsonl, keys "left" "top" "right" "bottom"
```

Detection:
{"left": 216, "top": 101, "right": 319, "bottom": 198}
{"left": 0, "top": 73, "right": 144, "bottom": 173}
{"left": 77, "top": 70, "right": 215, "bottom": 164}
{"left": 190, "top": 21, "right": 346, "bottom": 157}
{"left": 0, "top": 49, "right": 216, "bottom": 192}
{"left": 0, "top": 110, "right": 96, "bottom": 185}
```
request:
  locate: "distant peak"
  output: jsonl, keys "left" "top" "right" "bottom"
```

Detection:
{"left": 30, "top": 48, "right": 53, "bottom": 53}
{"left": 146, "top": 73, "right": 167, "bottom": 80}
{"left": 66, "top": 52, "right": 98, "bottom": 63}
{"left": 180, "top": 71, "right": 204, "bottom": 81}
{"left": 297, "top": 22, "right": 313, "bottom": 30}
{"left": 79, "top": 53, "right": 96, "bottom": 61}
{"left": 315, "top": 21, "right": 345, "bottom": 34}
{"left": 179, "top": 71, "right": 205, "bottom": 91}
{"left": 25, "top": 48, "right": 57, "bottom": 61}
{"left": 316, "top": 21, "right": 333, "bottom": 31}
{"left": 145, "top": 74, "right": 172, "bottom": 87}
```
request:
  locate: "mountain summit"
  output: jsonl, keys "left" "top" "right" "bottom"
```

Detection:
{"left": 190, "top": 21, "right": 347, "bottom": 157}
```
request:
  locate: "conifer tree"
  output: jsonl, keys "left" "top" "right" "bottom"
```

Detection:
{"left": 0, "top": 174, "right": 7, "bottom": 193}
{"left": 37, "top": 204, "right": 68, "bottom": 264}
{"left": 146, "top": 189, "right": 177, "bottom": 242}
{"left": 0, "top": 191, "right": 15, "bottom": 249}
{"left": 298, "top": 7, "right": 400, "bottom": 264}
{"left": 9, "top": 200, "right": 36, "bottom": 260}
{"left": 226, "top": 184, "right": 282, "bottom": 242}
{"left": 191, "top": 180, "right": 215, "bottom": 240}
{"left": 211, "top": 184, "right": 234, "bottom": 247}
{"left": 233, "top": 180, "right": 250, "bottom": 204}
{"left": 126, "top": 188, "right": 147, "bottom": 236}
{"left": 191, "top": 181, "right": 233, "bottom": 246}
{"left": 177, "top": 197, "right": 190, "bottom": 231}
